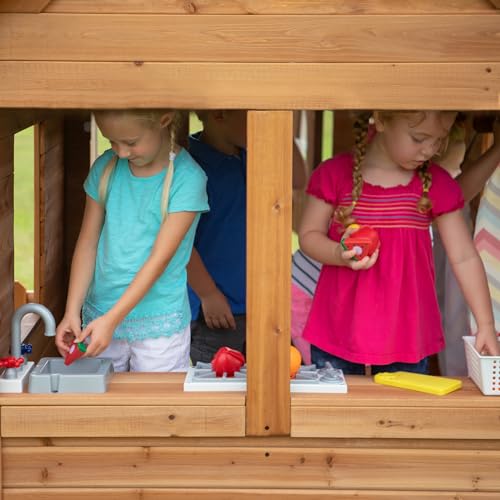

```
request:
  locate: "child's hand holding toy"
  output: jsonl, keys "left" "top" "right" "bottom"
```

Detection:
{"left": 339, "top": 224, "right": 380, "bottom": 270}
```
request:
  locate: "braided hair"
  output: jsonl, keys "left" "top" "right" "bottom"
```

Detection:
{"left": 335, "top": 111, "right": 371, "bottom": 228}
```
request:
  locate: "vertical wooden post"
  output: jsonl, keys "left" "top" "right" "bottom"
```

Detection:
{"left": 34, "top": 117, "right": 66, "bottom": 319}
{"left": 246, "top": 111, "right": 292, "bottom": 436}
{"left": 0, "top": 135, "right": 14, "bottom": 358}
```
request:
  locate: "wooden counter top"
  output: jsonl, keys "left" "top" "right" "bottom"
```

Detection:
{"left": 0, "top": 372, "right": 245, "bottom": 406}
{"left": 1, "top": 373, "right": 497, "bottom": 408}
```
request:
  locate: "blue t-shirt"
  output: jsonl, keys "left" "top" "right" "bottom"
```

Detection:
{"left": 82, "top": 148, "right": 209, "bottom": 341}
{"left": 187, "top": 133, "right": 246, "bottom": 320}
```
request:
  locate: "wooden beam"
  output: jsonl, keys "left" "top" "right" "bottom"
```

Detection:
{"left": 1, "top": 14, "right": 499, "bottom": 63}
{"left": 247, "top": 111, "right": 292, "bottom": 436}
{"left": 3, "top": 445, "right": 500, "bottom": 490}
{"left": 0, "top": 62, "right": 498, "bottom": 110}
{"left": 44, "top": 0, "right": 495, "bottom": 14}
{"left": 4, "top": 489, "right": 500, "bottom": 499}
{"left": 1, "top": 406, "right": 245, "bottom": 437}
{"left": 0, "top": 1, "right": 51, "bottom": 13}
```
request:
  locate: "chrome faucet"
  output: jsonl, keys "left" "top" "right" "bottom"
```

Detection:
{"left": 4, "top": 303, "right": 56, "bottom": 379}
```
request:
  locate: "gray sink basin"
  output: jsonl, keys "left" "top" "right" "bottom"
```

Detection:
{"left": 28, "top": 357, "right": 114, "bottom": 393}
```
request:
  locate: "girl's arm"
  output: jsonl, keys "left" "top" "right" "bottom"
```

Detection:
{"left": 55, "top": 196, "right": 104, "bottom": 354}
{"left": 457, "top": 119, "right": 500, "bottom": 203}
{"left": 436, "top": 210, "right": 500, "bottom": 355}
{"left": 79, "top": 211, "right": 197, "bottom": 356}
{"left": 298, "top": 194, "right": 378, "bottom": 269}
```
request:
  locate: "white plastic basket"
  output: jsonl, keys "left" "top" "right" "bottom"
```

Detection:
{"left": 463, "top": 336, "right": 500, "bottom": 395}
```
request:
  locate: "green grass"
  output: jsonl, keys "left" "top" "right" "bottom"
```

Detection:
{"left": 14, "top": 127, "right": 34, "bottom": 290}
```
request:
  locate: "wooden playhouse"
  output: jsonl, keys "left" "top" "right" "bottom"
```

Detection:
{"left": 0, "top": 1, "right": 500, "bottom": 498}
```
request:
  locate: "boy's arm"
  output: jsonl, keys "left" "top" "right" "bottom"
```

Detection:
{"left": 187, "top": 249, "right": 236, "bottom": 329}
{"left": 187, "top": 248, "right": 219, "bottom": 299}
{"left": 435, "top": 210, "right": 500, "bottom": 355}
{"left": 457, "top": 120, "right": 500, "bottom": 203}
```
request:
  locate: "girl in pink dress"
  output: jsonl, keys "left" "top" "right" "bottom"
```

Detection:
{"left": 299, "top": 111, "right": 499, "bottom": 375}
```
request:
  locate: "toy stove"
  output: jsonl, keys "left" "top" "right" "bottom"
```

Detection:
{"left": 184, "top": 362, "right": 347, "bottom": 393}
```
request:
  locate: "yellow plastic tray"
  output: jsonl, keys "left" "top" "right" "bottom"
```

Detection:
{"left": 373, "top": 371, "right": 462, "bottom": 396}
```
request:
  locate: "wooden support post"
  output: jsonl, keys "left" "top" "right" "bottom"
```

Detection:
{"left": 246, "top": 111, "right": 292, "bottom": 436}
{"left": 0, "top": 135, "right": 14, "bottom": 358}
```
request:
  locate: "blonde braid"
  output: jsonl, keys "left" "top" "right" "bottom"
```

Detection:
{"left": 160, "top": 111, "right": 182, "bottom": 221}
{"left": 417, "top": 160, "right": 432, "bottom": 213}
{"left": 335, "top": 112, "right": 370, "bottom": 228}
{"left": 98, "top": 154, "right": 118, "bottom": 206}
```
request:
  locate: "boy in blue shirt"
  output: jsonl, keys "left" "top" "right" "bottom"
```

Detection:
{"left": 187, "top": 110, "right": 306, "bottom": 363}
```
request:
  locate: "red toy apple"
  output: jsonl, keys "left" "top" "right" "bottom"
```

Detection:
{"left": 211, "top": 347, "right": 245, "bottom": 377}
{"left": 341, "top": 226, "right": 379, "bottom": 261}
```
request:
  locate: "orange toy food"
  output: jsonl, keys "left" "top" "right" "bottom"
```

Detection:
{"left": 290, "top": 345, "right": 302, "bottom": 379}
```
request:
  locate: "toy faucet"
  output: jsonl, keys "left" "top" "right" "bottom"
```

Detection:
{"left": 4, "top": 303, "right": 56, "bottom": 379}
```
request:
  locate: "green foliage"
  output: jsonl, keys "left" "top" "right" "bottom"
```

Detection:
{"left": 14, "top": 127, "right": 34, "bottom": 289}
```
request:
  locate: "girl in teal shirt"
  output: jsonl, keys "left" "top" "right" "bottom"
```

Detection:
{"left": 56, "top": 109, "right": 208, "bottom": 371}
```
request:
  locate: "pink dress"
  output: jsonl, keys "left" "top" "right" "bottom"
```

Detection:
{"left": 302, "top": 153, "right": 464, "bottom": 365}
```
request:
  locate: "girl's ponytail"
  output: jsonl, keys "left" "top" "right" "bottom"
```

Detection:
{"left": 335, "top": 111, "right": 370, "bottom": 228}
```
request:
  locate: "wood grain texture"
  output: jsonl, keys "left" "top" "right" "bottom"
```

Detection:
{"left": 3, "top": 446, "right": 500, "bottom": 490}
{"left": 43, "top": 0, "right": 496, "bottom": 14}
{"left": 0, "top": 0, "right": 51, "bottom": 13}
{"left": 1, "top": 14, "right": 499, "bottom": 63}
{"left": 1, "top": 405, "right": 245, "bottom": 437}
{"left": 246, "top": 111, "right": 292, "bottom": 436}
{"left": 0, "top": 138, "right": 14, "bottom": 358}
{"left": 4, "top": 489, "right": 500, "bottom": 499}
{"left": 0, "top": 62, "right": 498, "bottom": 110}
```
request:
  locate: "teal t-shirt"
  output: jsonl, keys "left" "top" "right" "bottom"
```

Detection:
{"left": 82, "top": 148, "right": 209, "bottom": 342}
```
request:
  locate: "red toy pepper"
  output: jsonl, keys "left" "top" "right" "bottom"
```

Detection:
{"left": 64, "top": 342, "right": 87, "bottom": 366}
{"left": 211, "top": 347, "right": 245, "bottom": 377}
{"left": 341, "top": 225, "right": 379, "bottom": 261}
{"left": 0, "top": 356, "right": 24, "bottom": 369}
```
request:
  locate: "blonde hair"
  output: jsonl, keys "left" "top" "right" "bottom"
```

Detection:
{"left": 95, "top": 109, "right": 182, "bottom": 221}
{"left": 335, "top": 110, "right": 455, "bottom": 228}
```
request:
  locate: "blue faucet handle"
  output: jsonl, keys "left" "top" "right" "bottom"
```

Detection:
{"left": 21, "top": 343, "right": 33, "bottom": 355}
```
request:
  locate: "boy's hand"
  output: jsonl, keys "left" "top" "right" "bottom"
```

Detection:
{"left": 474, "top": 327, "right": 500, "bottom": 356}
{"left": 75, "top": 314, "right": 116, "bottom": 357}
{"left": 55, "top": 314, "right": 81, "bottom": 357}
{"left": 201, "top": 289, "right": 236, "bottom": 330}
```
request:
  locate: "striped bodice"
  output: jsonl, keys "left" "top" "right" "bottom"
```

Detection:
{"left": 339, "top": 190, "right": 431, "bottom": 230}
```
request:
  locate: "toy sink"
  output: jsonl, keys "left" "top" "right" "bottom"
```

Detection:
{"left": 28, "top": 357, "right": 114, "bottom": 393}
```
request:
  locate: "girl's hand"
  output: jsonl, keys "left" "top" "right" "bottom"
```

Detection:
{"left": 334, "top": 244, "right": 380, "bottom": 271}
{"left": 201, "top": 289, "right": 236, "bottom": 330}
{"left": 55, "top": 314, "right": 81, "bottom": 357}
{"left": 75, "top": 314, "right": 116, "bottom": 357}
{"left": 474, "top": 327, "right": 500, "bottom": 356}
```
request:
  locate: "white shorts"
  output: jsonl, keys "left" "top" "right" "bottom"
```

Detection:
{"left": 97, "top": 325, "right": 190, "bottom": 372}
